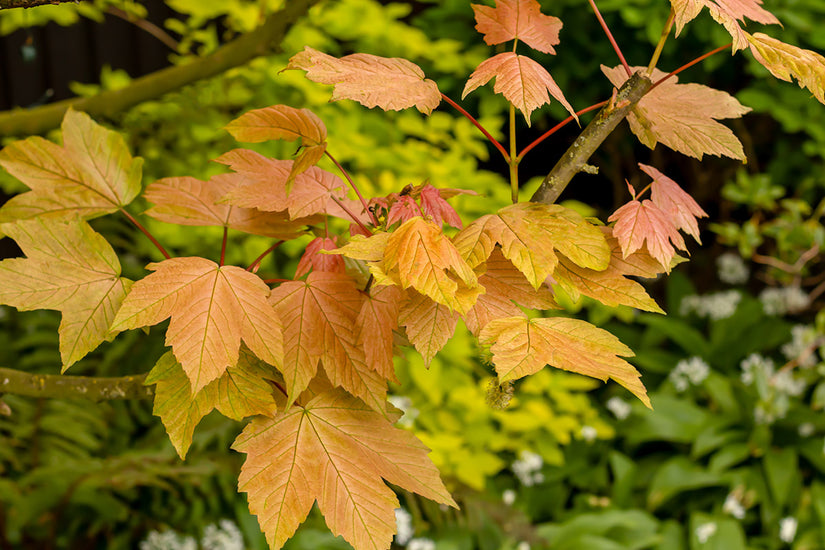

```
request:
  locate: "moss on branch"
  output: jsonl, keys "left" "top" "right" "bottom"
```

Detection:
{"left": 0, "top": 367, "right": 153, "bottom": 400}
{"left": 0, "top": 0, "right": 320, "bottom": 135}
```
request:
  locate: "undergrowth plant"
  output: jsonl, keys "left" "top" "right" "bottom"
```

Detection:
{"left": 1, "top": 1, "right": 824, "bottom": 548}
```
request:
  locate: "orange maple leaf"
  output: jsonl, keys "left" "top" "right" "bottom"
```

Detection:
{"left": 0, "top": 217, "right": 132, "bottom": 370}
{"left": 463, "top": 52, "right": 577, "bottom": 125}
{"left": 110, "top": 257, "right": 283, "bottom": 393}
{"left": 478, "top": 316, "right": 650, "bottom": 407}
{"left": 215, "top": 149, "right": 346, "bottom": 220}
{"left": 143, "top": 175, "right": 314, "bottom": 239}
{"left": 419, "top": 183, "right": 464, "bottom": 229}
{"left": 295, "top": 237, "right": 346, "bottom": 278}
{"left": 670, "top": 0, "right": 780, "bottom": 51}
{"left": 602, "top": 65, "right": 751, "bottom": 160}
{"left": 398, "top": 290, "right": 460, "bottom": 367}
{"left": 356, "top": 285, "right": 403, "bottom": 382}
{"left": 286, "top": 46, "right": 441, "bottom": 114}
{"left": 0, "top": 109, "right": 142, "bottom": 222}
{"left": 145, "top": 349, "right": 279, "bottom": 458}
{"left": 472, "top": 0, "right": 563, "bottom": 54}
{"left": 608, "top": 198, "right": 687, "bottom": 269}
{"left": 600, "top": 226, "right": 675, "bottom": 278}
{"left": 268, "top": 272, "right": 388, "bottom": 413}
{"left": 642, "top": 163, "right": 708, "bottom": 243}
{"left": 746, "top": 32, "right": 825, "bottom": 105}
{"left": 233, "top": 388, "right": 456, "bottom": 550}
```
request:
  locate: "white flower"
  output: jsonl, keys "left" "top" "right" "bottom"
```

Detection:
{"left": 782, "top": 325, "right": 819, "bottom": 368}
{"left": 606, "top": 396, "right": 631, "bottom": 420}
{"left": 139, "top": 530, "right": 197, "bottom": 550}
{"left": 799, "top": 423, "right": 816, "bottom": 437}
{"left": 773, "top": 370, "right": 806, "bottom": 397}
{"left": 670, "top": 357, "right": 710, "bottom": 391}
{"left": 741, "top": 354, "right": 774, "bottom": 385}
{"left": 681, "top": 291, "right": 741, "bottom": 320}
{"left": 580, "top": 425, "right": 598, "bottom": 442}
{"left": 717, "top": 253, "right": 749, "bottom": 284}
{"left": 408, "top": 538, "right": 436, "bottom": 550}
{"left": 779, "top": 516, "right": 797, "bottom": 543}
{"left": 760, "top": 287, "right": 809, "bottom": 316}
{"left": 395, "top": 508, "right": 414, "bottom": 546}
{"left": 516, "top": 542, "right": 531, "bottom": 550}
{"left": 502, "top": 489, "right": 517, "bottom": 506}
{"left": 695, "top": 522, "right": 717, "bottom": 543}
{"left": 512, "top": 450, "right": 544, "bottom": 487}
{"left": 201, "top": 519, "right": 244, "bottom": 550}
{"left": 388, "top": 395, "right": 420, "bottom": 428}
{"left": 723, "top": 492, "right": 746, "bottom": 519}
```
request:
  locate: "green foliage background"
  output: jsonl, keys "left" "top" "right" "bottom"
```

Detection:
{"left": 0, "top": 0, "right": 824, "bottom": 549}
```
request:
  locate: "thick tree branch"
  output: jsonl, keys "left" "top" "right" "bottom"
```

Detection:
{"left": 530, "top": 71, "right": 652, "bottom": 205}
{"left": 0, "top": 0, "right": 78, "bottom": 8}
{"left": 0, "top": 367, "right": 153, "bottom": 400}
{"left": 0, "top": 0, "right": 320, "bottom": 136}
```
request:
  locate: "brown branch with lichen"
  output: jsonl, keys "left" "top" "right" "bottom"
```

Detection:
{"left": 0, "top": 367, "right": 153, "bottom": 401}
{"left": 0, "top": 0, "right": 80, "bottom": 8}
{"left": 0, "top": 0, "right": 320, "bottom": 136}
{"left": 530, "top": 71, "right": 652, "bottom": 205}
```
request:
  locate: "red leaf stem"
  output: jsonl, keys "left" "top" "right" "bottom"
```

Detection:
{"left": 324, "top": 150, "right": 377, "bottom": 226}
{"left": 120, "top": 209, "right": 171, "bottom": 259}
{"left": 440, "top": 92, "right": 510, "bottom": 162}
{"left": 589, "top": 0, "right": 632, "bottom": 76}
{"left": 517, "top": 100, "right": 608, "bottom": 161}
{"left": 220, "top": 227, "right": 228, "bottom": 266}
{"left": 247, "top": 240, "right": 284, "bottom": 273}
{"left": 650, "top": 43, "right": 732, "bottom": 92}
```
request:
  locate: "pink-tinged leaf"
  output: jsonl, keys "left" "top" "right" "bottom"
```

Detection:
{"left": 419, "top": 184, "right": 463, "bottom": 229}
{"left": 295, "top": 237, "right": 346, "bottom": 278}
{"left": 386, "top": 195, "right": 420, "bottom": 228}
{"left": 215, "top": 149, "right": 346, "bottom": 220}
{"left": 356, "top": 285, "right": 402, "bottom": 382}
{"left": 463, "top": 248, "right": 558, "bottom": 336}
{"left": 463, "top": 52, "right": 577, "bottom": 125}
{"left": 472, "top": 0, "right": 563, "bottom": 54}
{"left": 145, "top": 349, "right": 278, "bottom": 458}
{"left": 399, "top": 291, "right": 459, "bottom": 367}
{"left": 268, "top": 272, "right": 388, "bottom": 414}
{"left": 233, "top": 388, "right": 455, "bottom": 550}
{"left": 670, "top": 0, "right": 780, "bottom": 51}
{"left": 0, "top": 217, "right": 131, "bottom": 370}
{"left": 747, "top": 33, "right": 825, "bottom": 105}
{"left": 600, "top": 226, "right": 672, "bottom": 278}
{"left": 144, "top": 175, "right": 314, "bottom": 240}
{"left": 286, "top": 46, "right": 441, "bottom": 115}
{"left": 0, "top": 109, "right": 142, "bottom": 222}
{"left": 478, "top": 316, "right": 650, "bottom": 407}
{"left": 602, "top": 65, "right": 751, "bottom": 160}
{"left": 110, "top": 257, "right": 283, "bottom": 393}
{"left": 608, "top": 199, "right": 687, "bottom": 269}
{"left": 641, "top": 163, "right": 708, "bottom": 243}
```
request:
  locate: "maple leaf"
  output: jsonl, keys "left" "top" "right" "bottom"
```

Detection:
{"left": 419, "top": 183, "right": 463, "bottom": 229}
{"left": 463, "top": 52, "right": 577, "bottom": 125}
{"left": 234, "top": 388, "right": 456, "bottom": 550}
{"left": 0, "top": 108, "right": 142, "bottom": 222}
{"left": 552, "top": 256, "right": 663, "bottom": 313}
{"left": 386, "top": 195, "right": 421, "bottom": 228}
{"left": 286, "top": 46, "right": 441, "bottom": 115}
{"left": 215, "top": 149, "right": 346, "bottom": 220}
{"left": 295, "top": 237, "right": 346, "bottom": 278}
{"left": 225, "top": 104, "right": 328, "bottom": 182}
{"left": 379, "top": 217, "right": 482, "bottom": 315}
{"left": 453, "top": 202, "right": 610, "bottom": 289}
{"left": 356, "top": 285, "right": 403, "bottom": 382}
{"left": 472, "top": 0, "right": 563, "bottom": 54}
{"left": 110, "top": 257, "right": 283, "bottom": 393}
{"left": 144, "top": 175, "right": 314, "bottom": 240}
{"left": 600, "top": 226, "right": 673, "bottom": 278}
{"left": 478, "top": 316, "right": 650, "bottom": 407}
{"left": 669, "top": 0, "right": 779, "bottom": 51}
{"left": 330, "top": 231, "right": 391, "bottom": 262}
{"left": 641, "top": 163, "right": 708, "bottom": 243}
{"left": 463, "top": 248, "right": 558, "bottom": 336}
{"left": 145, "top": 349, "right": 279, "bottom": 458}
{"left": 268, "top": 272, "right": 388, "bottom": 413}
{"left": 399, "top": 290, "right": 460, "bottom": 367}
{"left": 608, "top": 198, "right": 687, "bottom": 269}
{"left": 0, "top": 217, "right": 132, "bottom": 370}
{"left": 602, "top": 65, "right": 751, "bottom": 161}
{"left": 747, "top": 32, "right": 825, "bottom": 105}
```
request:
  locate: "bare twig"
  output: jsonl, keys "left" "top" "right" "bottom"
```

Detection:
{"left": 105, "top": 6, "right": 179, "bottom": 51}
{"left": 0, "top": 0, "right": 80, "bottom": 8}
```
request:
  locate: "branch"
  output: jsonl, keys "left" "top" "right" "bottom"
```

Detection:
{"left": 0, "top": 0, "right": 320, "bottom": 136}
{"left": 0, "top": 0, "right": 80, "bottom": 8}
{"left": 0, "top": 367, "right": 153, "bottom": 401}
{"left": 530, "top": 71, "right": 652, "bottom": 205}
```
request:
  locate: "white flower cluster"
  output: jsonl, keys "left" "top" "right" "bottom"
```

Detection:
{"left": 759, "top": 286, "right": 809, "bottom": 316}
{"left": 580, "top": 425, "right": 598, "bottom": 442}
{"left": 740, "top": 353, "right": 807, "bottom": 424}
{"left": 723, "top": 492, "right": 746, "bottom": 519}
{"left": 669, "top": 357, "right": 711, "bottom": 392}
{"left": 695, "top": 521, "right": 717, "bottom": 543}
{"left": 395, "top": 508, "right": 414, "bottom": 546}
{"left": 201, "top": 520, "right": 244, "bottom": 550}
{"left": 516, "top": 542, "right": 531, "bottom": 550}
{"left": 502, "top": 489, "right": 517, "bottom": 506}
{"left": 680, "top": 291, "right": 741, "bottom": 320}
{"left": 139, "top": 531, "right": 197, "bottom": 550}
{"left": 779, "top": 516, "right": 798, "bottom": 543}
{"left": 388, "top": 395, "right": 420, "bottom": 428}
{"left": 740, "top": 353, "right": 775, "bottom": 385}
{"left": 606, "top": 396, "right": 632, "bottom": 420}
{"left": 717, "top": 252, "right": 750, "bottom": 284}
{"left": 782, "top": 325, "right": 821, "bottom": 368}
{"left": 512, "top": 450, "right": 545, "bottom": 487}
{"left": 407, "top": 538, "right": 436, "bottom": 550}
